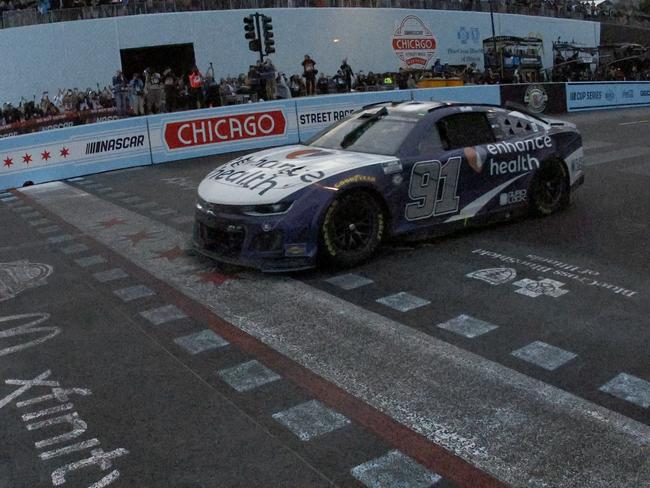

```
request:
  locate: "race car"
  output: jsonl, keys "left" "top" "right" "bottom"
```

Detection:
{"left": 193, "top": 101, "right": 584, "bottom": 271}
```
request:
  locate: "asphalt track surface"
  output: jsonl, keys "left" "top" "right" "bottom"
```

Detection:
{"left": 0, "top": 107, "right": 649, "bottom": 488}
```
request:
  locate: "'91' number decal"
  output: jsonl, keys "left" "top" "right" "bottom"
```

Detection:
{"left": 405, "top": 157, "right": 461, "bottom": 221}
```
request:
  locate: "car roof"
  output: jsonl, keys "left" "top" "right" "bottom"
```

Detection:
{"left": 361, "top": 100, "right": 502, "bottom": 116}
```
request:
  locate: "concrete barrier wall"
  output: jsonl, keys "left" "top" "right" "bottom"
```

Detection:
{"left": 0, "top": 117, "right": 151, "bottom": 190}
{"left": 0, "top": 82, "right": 643, "bottom": 190}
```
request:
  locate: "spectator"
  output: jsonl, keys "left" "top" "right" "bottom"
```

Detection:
{"left": 112, "top": 70, "right": 129, "bottom": 116}
{"left": 289, "top": 75, "right": 303, "bottom": 98}
{"left": 144, "top": 68, "right": 164, "bottom": 114}
{"left": 432, "top": 59, "right": 443, "bottom": 77}
{"left": 406, "top": 72, "right": 417, "bottom": 89}
{"left": 340, "top": 58, "right": 354, "bottom": 92}
{"left": 39, "top": 91, "right": 59, "bottom": 116}
{"left": 129, "top": 72, "right": 145, "bottom": 116}
{"left": 332, "top": 70, "right": 347, "bottom": 93}
{"left": 275, "top": 72, "right": 291, "bottom": 99}
{"left": 188, "top": 65, "right": 204, "bottom": 109}
{"left": 302, "top": 54, "right": 317, "bottom": 96}
{"left": 162, "top": 68, "right": 177, "bottom": 113}
{"left": 316, "top": 72, "right": 329, "bottom": 95}
{"left": 177, "top": 75, "right": 190, "bottom": 111}
{"left": 204, "top": 76, "right": 221, "bottom": 107}
{"left": 260, "top": 58, "right": 277, "bottom": 101}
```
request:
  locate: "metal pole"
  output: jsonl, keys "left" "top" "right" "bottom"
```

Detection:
{"left": 488, "top": 0, "right": 500, "bottom": 80}
{"left": 254, "top": 12, "right": 264, "bottom": 63}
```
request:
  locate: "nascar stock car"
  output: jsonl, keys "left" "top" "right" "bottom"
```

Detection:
{"left": 193, "top": 101, "right": 584, "bottom": 271}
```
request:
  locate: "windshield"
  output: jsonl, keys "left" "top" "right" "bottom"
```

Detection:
{"left": 308, "top": 109, "right": 418, "bottom": 156}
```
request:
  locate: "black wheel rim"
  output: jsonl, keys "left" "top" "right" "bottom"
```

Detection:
{"left": 535, "top": 164, "right": 565, "bottom": 209}
{"left": 329, "top": 198, "right": 376, "bottom": 253}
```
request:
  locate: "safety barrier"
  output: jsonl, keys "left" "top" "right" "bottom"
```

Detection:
{"left": 566, "top": 82, "right": 650, "bottom": 111}
{"left": 1, "top": 82, "right": 646, "bottom": 191}
{"left": 147, "top": 101, "right": 301, "bottom": 164}
{"left": 0, "top": 117, "right": 151, "bottom": 191}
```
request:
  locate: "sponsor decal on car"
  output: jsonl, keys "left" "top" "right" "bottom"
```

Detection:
{"left": 205, "top": 154, "right": 325, "bottom": 196}
{"left": 284, "top": 243, "right": 307, "bottom": 256}
{"left": 464, "top": 146, "right": 485, "bottom": 173}
{"left": 381, "top": 160, "right": 403, "bottom": 175}
{"left": 285, "top": 149, "right": 332, "bottom": 159}
{"left": 164, "top": 110, "right": 286, "bottom": 150}
{"left": 392, "top": 15, "right": 437, "bottom": 68}
{"left": 499, "top": 189, "right": 527, "bottom": 205}
{"left": 484, "top": 136, "right": 552, "bottom": 176}
{"left": 333, "top": 175, "right": 376, "bottom": 189}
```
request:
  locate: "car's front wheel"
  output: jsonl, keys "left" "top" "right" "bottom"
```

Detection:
{"left": 319, "top": 190, "right": 385, "bottom": 268}
{"left": 529, "top": 160, "right": 569, "bottom": 216}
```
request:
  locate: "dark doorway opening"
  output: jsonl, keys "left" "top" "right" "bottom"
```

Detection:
{"left": 120, "top": 43, "right": 196, "bottom": 80}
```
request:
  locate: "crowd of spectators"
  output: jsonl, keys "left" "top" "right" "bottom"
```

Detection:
{"left": 2, "top": 54, "right": 650, "bottom": 126}
{"left": 1, "top": 0, "right": 650, "bottom": 29}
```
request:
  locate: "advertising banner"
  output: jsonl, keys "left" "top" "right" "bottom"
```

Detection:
{"left": 0, "top": 109, "right": 126, "bottom": 139}
{"left": 0, "top": 117, "right": 151, "bottom": 191}
{"left": 500, "top": 83, "right": 567, "bottom": 114}
{"left": 410, "top": 85, "right": 501, "bottom": 105}
{"left": 147, "top": 101, "right": 300, "bottom": 164}
{"left": 566, "top": 82, "right": 650, "bottom": 111}
{"left": 295, "top": 91, "right": 412, "bottom": 142}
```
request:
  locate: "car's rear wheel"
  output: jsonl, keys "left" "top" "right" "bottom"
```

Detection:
{"left": 529, "top": 160, "right": 569, "bottom": 216}
{"left": 319, "top": 191, "right": 385, "bottom": 267}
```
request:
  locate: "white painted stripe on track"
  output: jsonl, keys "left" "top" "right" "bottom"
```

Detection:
{"left": 582, "top": 140, "right": 614, "bottom": 151}
{"left": 618, "top": 120, "right": 649, "bottom": 126}
{"left": 586, "top": 146, "right": 650, "bottom": 167}
{"left": 20, "top": 182, "right": 650, "bottom": 488}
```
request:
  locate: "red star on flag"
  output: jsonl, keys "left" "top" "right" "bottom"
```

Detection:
{"left": 99, "top": 218, "right": 126, "bottom": 228}
{"left": 22, "top": 154, "right": 32, "bottom": 164}
{"left": 60, "top": 147, "right": 70, "bottom": 158}
{"left": 41, "top": 150, "right": 51, "bottom": 161}
{"left": 197, "top": 269, "right": 237, "bottom": 286}
{"left": 2, "top": 157, "right": 12, "bottom": 168}
{"left": 124, "top": 230, "right": 152, "bottom": 246}
{"left": 154, "top": 246, "right": 186, "bottom": 261}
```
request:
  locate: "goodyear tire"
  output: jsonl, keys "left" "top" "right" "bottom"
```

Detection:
{"left": 529, "top": 160, "right": 569, "bottom": 216}
{"left": 319, "top": 191, "right": 385, "bottom": 268}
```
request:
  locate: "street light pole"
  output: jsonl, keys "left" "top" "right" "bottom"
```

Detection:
{"left": 489, "top": 0, "right": 500, "bottom": 79}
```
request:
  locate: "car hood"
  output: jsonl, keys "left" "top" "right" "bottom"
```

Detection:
{"left": 198, "top": 144, "right": 394, "bottom": 205}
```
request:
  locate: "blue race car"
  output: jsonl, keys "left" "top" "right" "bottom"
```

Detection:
{"left": 193, "top": 101, "right": 584, "bottom": 271}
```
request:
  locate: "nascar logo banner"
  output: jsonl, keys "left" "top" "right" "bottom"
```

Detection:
{"left": 147, "top": 101, "right": 300, "bottom": 164}
{"left": 0, "top": 117, "right": 151, "bottom": 191}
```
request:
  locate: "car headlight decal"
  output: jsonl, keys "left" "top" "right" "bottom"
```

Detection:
{"left": 242, "top": 202, "right": 293, "bottom": 216}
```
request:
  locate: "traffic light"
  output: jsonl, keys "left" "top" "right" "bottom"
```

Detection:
{"left": 261, "top": 15, "right": 275, "bottom": 55}
{"left": 243, "top": 15, "right": 256, "bottom": 41}
{"left": 248, "top": 39, "right": 261, "bottom": 53}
